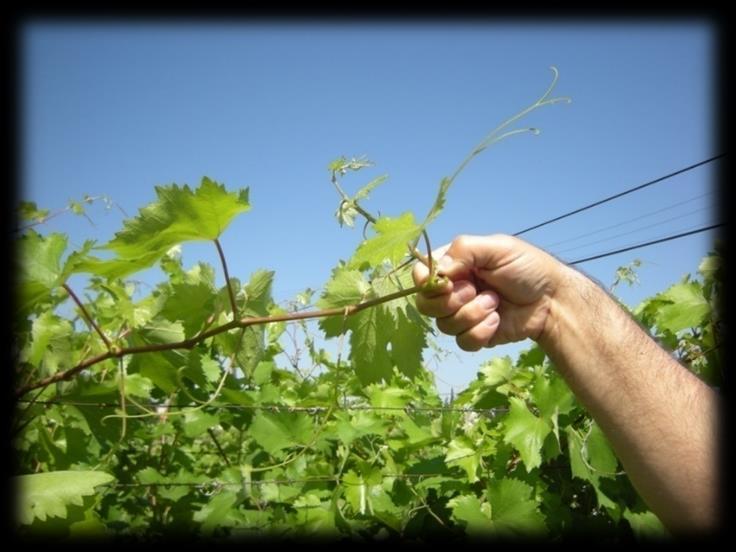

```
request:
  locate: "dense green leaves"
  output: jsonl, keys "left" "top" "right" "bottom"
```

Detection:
{"left": 14, "top": 159, "right": 718, "bottom": 539}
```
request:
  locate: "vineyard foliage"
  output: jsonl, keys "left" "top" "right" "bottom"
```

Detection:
{"left": 12, "top": 70, "right": 722, "bottom": 540}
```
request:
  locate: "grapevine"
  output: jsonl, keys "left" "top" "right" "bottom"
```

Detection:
{"left": 14, "top": 67, "right": 720, "bottom": 540}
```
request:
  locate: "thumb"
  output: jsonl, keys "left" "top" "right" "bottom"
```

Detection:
{"left": 438, "top": 234, "right": 519, "bottom": 283}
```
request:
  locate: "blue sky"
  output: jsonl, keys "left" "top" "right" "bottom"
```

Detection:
{"left": 21, "top": 21, "right": 719, "bottom": 395}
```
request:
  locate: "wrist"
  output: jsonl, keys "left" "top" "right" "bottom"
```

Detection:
{"left": 537, "top": 264, "right": 599, "bottom": 362}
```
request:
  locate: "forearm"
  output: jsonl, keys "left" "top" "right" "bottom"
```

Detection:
{"left": 539, "top": 266, "right": 719, "bottom": 534}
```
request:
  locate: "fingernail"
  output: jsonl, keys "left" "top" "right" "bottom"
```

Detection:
{"left": 477, "top": 293, "right": 497, "bottom": 310}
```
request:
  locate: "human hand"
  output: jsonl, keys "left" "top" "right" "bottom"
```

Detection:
{"left": 412, "top": 234, "right": 565, "bottom": 351}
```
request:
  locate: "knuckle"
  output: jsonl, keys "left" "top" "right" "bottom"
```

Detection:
{"left": 452, "top": 234, "right": 475, "bottom": 252}
{"left": 489, "top": 232, "right": 520, "bottom": 252}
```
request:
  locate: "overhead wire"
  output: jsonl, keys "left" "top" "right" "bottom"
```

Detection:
{"left": 569, "top": 223, "right": 724, "bottom": 265}
{"left": 551, "top": 206, "right": 711, "bottom": 257}
{"left": 538, "top": 191, "right": 713, "bottom": 250}
{"left": 513, "top": 154, "right": 723, "bottom": 237}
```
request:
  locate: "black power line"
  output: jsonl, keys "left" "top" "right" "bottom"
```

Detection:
{"left": 568, "top": 223, "right": 724, "bottom": 265}
{"left": 539, "top": 191, "right": 712, "bottom": 250}
{"left": 552, "top": 206, "right": 709, "bottom": 257}
{"left": 513, "top": 155, "right": 724, "bottom": 237}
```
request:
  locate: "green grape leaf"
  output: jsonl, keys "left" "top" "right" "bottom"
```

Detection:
{"left": 334, "top": 411, "right": 387, "bottom": 445}
{"left": 516, "top": 345, "right": 546, "bottom": 369}
{"left": 350, "top": 306, "right": 394, "bottom": 385}
{"left": 316, "top": 267, "right": 370, "bottom": 312}
{"left": 69, "top": 250, "right": 165, "bottom": 280}
{"left": 160, "top": 281, "right": 215, "bottom": 337}
{"left": 16, "top": 230, "right": 68, "bottom": 312}
{"left": 180, "top": 348, "right": 215, "bottom": 389}
{"left": 235, "top": 326, "right": 266, "bottom": 377}
{"left": 502, "top": 397, "right": 552, "bottom": 471}
{"left": 623, "top": 509, "right": 668, "bottom": 538}
{"left": 531, "top": 374, "right": 575, "bottom": 420}
{"left": 447, "top": 494, "right": 492, "bottom": 534}
{"left": 108, "top": 178, "right": 250, "bottom": 257}
{"left": 317, "top": 266, "right": 424, "bottom": 384}
{"left": 354, "top": 174, "right": 388, "bottom": 203}
{"left": 25, "top": 311, "right": 73, "bottom": 370}
{"left": 135, "top": 353, "right": 180, "bottom": 394}
{"left": 655, "top": 281, "right": 709, "bottom": 333}
{"left": 243, "top": 269, "right": 275, "bottom": 315}
{"left": 248, "top": 411, "right": 313, "bottom": 455}
{"left": 136, "top": 467, "right": 168, "bottom": 485}
{"left": 397, "top": 416, "right": 436, "bottom": 447}
{"left": 565, "top": 426, "right": 617, "bottom": 510}
{"left": 584, "top": 423, "right": 619, "bottom": 477}
{"left": 201, "top": 355, "right": 222, "bottom": 383}
{"left": 18, "top": 230, "right": 67, "bottom": 288}
{"left": 422, "top": 176, "right": 452, "bottom": 229}
{"left": 250, "top": 360, "right": 273, "bottom": 386}
{"left": 342, "top": 470, "right": 377, "bottom": 515}
{"left": 16, "top": 471, "right": 115, "bottom": 525}
{"left": 348, "top": 212, "right": 421, "bottom": 269}
{"left": 480, "top": 356, "right": 514, "bottom": 387}
{"left": 183, "top": 409, "right": 220, "bottom": 438}
{"left": 486, "top": 477, "right": 546, "bottom": 535}
{"left": 566, "top": 426, "right": 591, "bottom": 481}
{"left": 138, "top": 319, "right": 186, "bottom": 344}
{"left": 193, "top": 490, "right": 240, "bottom": 534}
{"left": 72, "top": 179, "right": 249, "bottom": 278}
{"left": 389, "top": 309, "right": 425, "bottom": 379}
{"left": 119, "top": 373, "right": 154, "bottom": 399}
{"left": 366, "top": 385, "right": 412, "bottom": 409}
{"left": 445, "top": 436, "right": 480, "bottom": 482}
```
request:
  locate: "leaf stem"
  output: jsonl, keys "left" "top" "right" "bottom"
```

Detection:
{"left": 422, "top": 230, "right": 435, "bottom": 279}
{"left": 63, "top": 283, "right": 112, "bottom": 350}
{"left": 352, "top": 201, "right": 377, "bottom": 224}
{"left": 214, "top": 238, "right": 239, "bottom": 318}
{"left": 207, "top": 427, "right": 231, "bottom": 467}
